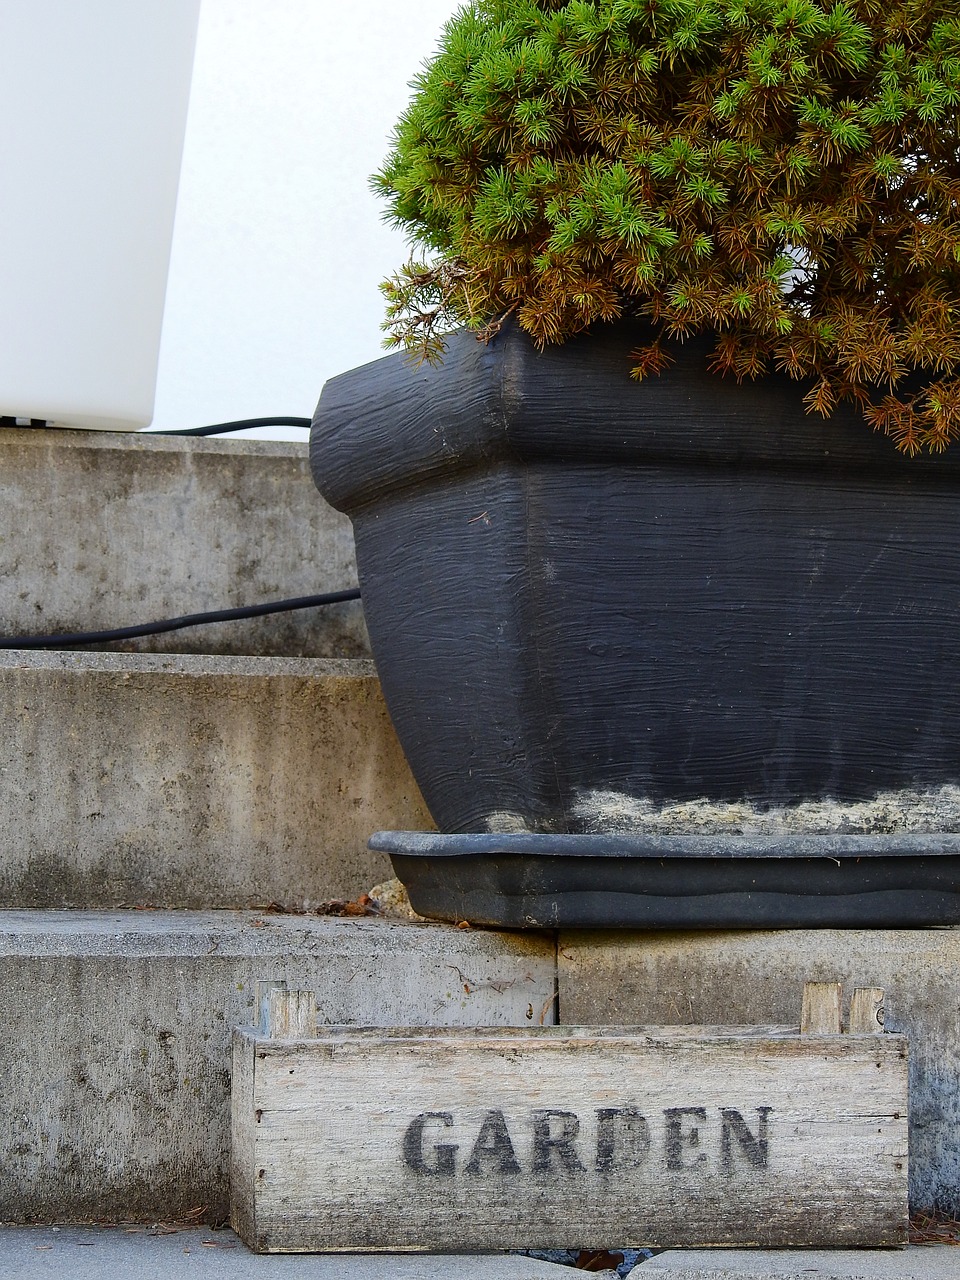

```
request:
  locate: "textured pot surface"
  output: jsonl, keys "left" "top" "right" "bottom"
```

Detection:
{"left": 311, "top": 321, "right": 960, "bottom": 836}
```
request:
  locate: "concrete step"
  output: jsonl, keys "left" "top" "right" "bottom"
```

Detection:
{"left": 0, "top": 426, "right": 367, "bottom": 658}
{"left": 644, "top": 1249, "right": 959, "bottom": 1279}
{"left": 0, "top": 1227, "right": 596, "bottom": 1279}
{"left": 6, "top": 1233, "right": 958, "bottom": 1280}
{"left": 0, "top": 910, "right": 556, "bottom": 1225}
{"left": 0, "top": 650, "right": 431, "bottom": 907}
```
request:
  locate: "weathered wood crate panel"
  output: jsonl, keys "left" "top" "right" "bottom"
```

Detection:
{"left": 231, "top": 1020, "right": 908, "bottom": 1253}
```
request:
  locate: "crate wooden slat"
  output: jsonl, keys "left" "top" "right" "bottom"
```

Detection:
{"left": 230, "top": 1006, "right": 908, "bottom": 1253}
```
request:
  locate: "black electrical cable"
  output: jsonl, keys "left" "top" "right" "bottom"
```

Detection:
{"left": 152, "top": 416, "right": 312, "bottom": 436}
{"left": 1, "top": 415, "right": 313, "bottom": 436}
{"left": 0, "top": 588, "right": 361, "bottom": 649}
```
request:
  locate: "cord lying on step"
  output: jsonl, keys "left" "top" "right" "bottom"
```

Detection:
{"left": 151, "top": 416, "right": 312, "bottom": 436}
{"left": 0, "top": 588, "right": 362, "bottom": 649}
{"left": 1, "top": 415, "right": 313, "bottom": 436}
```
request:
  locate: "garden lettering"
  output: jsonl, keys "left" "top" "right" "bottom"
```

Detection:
{"left": 402, "top": 1106, "right": 771, "bottom": 1177}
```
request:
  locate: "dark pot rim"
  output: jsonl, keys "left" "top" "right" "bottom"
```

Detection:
{"left": 310, "top": 319, "right": 960, "bottom": 515}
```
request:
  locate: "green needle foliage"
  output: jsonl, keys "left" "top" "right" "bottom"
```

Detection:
{"left": 374, "top": 0, "right": 960, "bottom": 453}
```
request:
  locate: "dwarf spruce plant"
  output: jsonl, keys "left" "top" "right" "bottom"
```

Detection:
{"left": 375, "top": 0, "right": 960, "bottom": 452}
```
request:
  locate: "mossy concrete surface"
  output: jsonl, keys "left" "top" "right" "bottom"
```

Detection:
{"left": 0, "top": 651, "right": 431, "bottom": 907}
{"left": 0, "top": 427, "right": 367, "bottom": 657}
{"left": 558, "top": 928, "right": 960, "bottom": 1217}
{"left": 0, "top": 911, "right": 556, "bottom": 1224}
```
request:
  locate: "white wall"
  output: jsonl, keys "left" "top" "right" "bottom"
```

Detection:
{"left": 150, "top": 0, "right": 461, "bottom": 438}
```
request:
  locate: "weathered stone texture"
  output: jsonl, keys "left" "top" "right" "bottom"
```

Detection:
{"left": 0, "top": 651, "right": 430, "bottom": 907}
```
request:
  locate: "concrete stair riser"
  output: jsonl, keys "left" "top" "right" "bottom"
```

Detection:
{"left": 6, "top": 913, "right": 960, "bottom": 1227}
{"left": 0, "top": 652, "right": 431, "bottom": 907}
{"left": 0, "top": 427, "right": 367, "bottom": 658}
{"left": 0, "top": 912, "right": 557, "bottom": 1224}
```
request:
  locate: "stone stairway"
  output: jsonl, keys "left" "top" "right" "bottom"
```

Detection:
{"left": 0, "top": 428, "right": 556, "bottom": 1229}
{"left": 4, "top": 427, "right": 960, "bottom": 1276}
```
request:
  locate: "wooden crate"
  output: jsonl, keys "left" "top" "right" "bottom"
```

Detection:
{"left": 231, "top": 982, "right": 907, "bottom": 1253}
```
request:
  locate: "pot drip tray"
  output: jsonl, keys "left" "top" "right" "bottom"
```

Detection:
{"left": 369, "top": 829, "right": 960, "bottom": 929}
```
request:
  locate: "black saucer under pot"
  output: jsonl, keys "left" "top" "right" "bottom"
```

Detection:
{"left": 370, "top": 830, "right": 960, "bottom": 930}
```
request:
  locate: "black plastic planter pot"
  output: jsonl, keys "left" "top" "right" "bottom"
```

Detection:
{"left": 310, "top": 320, "right": 960, "bottom": 928}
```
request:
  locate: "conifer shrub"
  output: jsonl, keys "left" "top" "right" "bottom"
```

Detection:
{"left": 374, "top": 0, "right": 960, "bottom": 452}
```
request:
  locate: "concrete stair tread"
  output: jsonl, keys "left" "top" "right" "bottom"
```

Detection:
{"left": 0, "top": 650, "right": 376, "bottom": 677}
{"left": 7, "top": 1231, "right": 958, "bottom": 1278}
{"left": 0, "top": 1227, "right": 591, "bottom": 1278}
{"left": 0, "top": 906, "right": 451, "bottom": 947}
{"left": 645, "top": 1249, "right": 960, "bottom": 1279}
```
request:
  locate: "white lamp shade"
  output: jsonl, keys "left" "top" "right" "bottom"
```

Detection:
{"left": 0, "top": 1, "right": 200, "bottom": 429}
